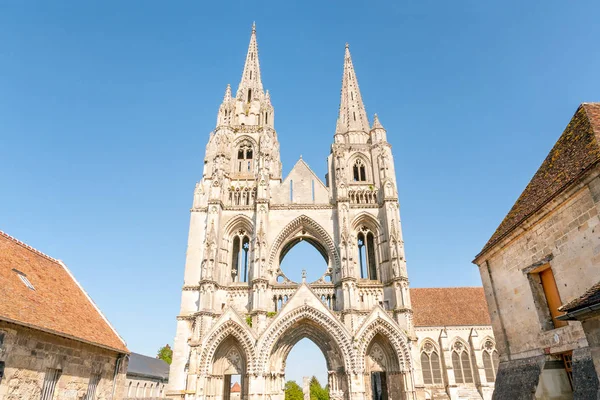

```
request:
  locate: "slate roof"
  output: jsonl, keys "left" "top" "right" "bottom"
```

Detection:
{"left": 476, "top": 103, "right": 600, "bottom": 259}
{"left": 559, "top": 281, "right": 600, "bottom": 313}
{"left": 127, "top": 352, "right": 170, "bottom": 380}
{"left": 410, "top": 287, "right": 491, "bottom": 327}
{"left": 0, "top": 230, "right": 128, "bottom": 353}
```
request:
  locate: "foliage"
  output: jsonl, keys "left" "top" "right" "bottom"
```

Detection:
{"left": 310, "top": 376, "right": 329, "bottom": 400}
{"left": 246, "top": 315, "right": 253, "bottom": 327}
{"left": 284, "top": 380, "right": 303, "bottom": 400}
{"left": 156, "top": 344, "right": 173, "bottom": 365}
{"left": 267, "top": 311, "right": 277, "bottom": 318}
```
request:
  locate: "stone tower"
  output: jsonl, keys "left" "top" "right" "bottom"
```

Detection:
{"left": 168, "top": 25, "right": 415, "bottom": 400}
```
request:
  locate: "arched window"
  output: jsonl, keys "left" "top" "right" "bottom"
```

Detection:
{"left": 237, "top": 143, "right": 254, "bottom": 173}
{"left": 353, "top": 159, "right": 367, "bottom": 182}
{"left": 357, "top": 226, "right": 377, "bottom": 280}
{"left": 135, "top": 382, "right": 140, "bottom": 397}
{"left": 451, "top": 341, "right": 473, "bottom": 384}
{"left": 420, "top": 341, "right": 443, "bottom": 385}
{"left": 482, "top": 339, "right": 500, "bottom": 382}
{"left": 127, "top": 381, "right": 133, "bottom": 397}
{"left": 231, "top": 231, "right": 250, "bottom": 283}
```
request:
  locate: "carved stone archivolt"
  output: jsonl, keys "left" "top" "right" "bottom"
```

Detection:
{"left": 267, "top": 215, "right": 340, "bottom": 273}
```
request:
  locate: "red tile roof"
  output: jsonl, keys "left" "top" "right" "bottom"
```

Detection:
{"left": 231, "top": 382, "right": 241, "bottom": 392}
{"left": 476, "top": 103, "right": 600, "bottom": 258}
{"left": 0, "top": 230, "right": 128, "bottom": 353}
{"left": 410, "top": 287, "right": 491, "bottom": 327}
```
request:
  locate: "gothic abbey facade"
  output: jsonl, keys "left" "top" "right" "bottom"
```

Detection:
{"left": 167, "top": 25, "right": 497, "bottom": 400}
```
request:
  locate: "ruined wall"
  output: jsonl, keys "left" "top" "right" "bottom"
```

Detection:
{"left": 0, "top": 321, "right": 127, "bottom": 400}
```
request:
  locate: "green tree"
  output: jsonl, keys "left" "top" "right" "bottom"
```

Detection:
{"left": 157, "top": 344, "right": 173, "bottom": 365}
{"left": 284, "top": 380, "right": 303, "bottom": 400}
{"left": 309, "top": 376, "right": 329, "bottom": 400}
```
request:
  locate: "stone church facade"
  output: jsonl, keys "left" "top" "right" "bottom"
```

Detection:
{"left": 167, "top": 25, "right": 496, "bottom": 400}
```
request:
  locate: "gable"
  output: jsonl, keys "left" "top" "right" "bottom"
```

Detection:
{"left": 477, "top": 103, "right": 600, "bottom": 258}
{"left": 272, "top": 159, "right": 329, "bottom": 204}
{"left": 0, "top": 231, "right": 128, "bottom": 353}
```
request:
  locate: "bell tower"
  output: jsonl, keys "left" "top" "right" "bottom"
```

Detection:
{"left": 328, "top": 44, "right": 411, "bottom": 329}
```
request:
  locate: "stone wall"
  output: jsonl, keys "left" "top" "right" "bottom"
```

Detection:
{"left": 124, "top": 376, "right": 167, "bottom": 399}
{"left": 413, "top": 326, "right": 496, "bottom": 400}
{"left": 0, "top": 321, "right": 127, "bottom": 400}
{"left": 476, "top": 171, "right": 600, "bottom": 398}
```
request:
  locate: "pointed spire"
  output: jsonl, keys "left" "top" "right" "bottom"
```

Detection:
{"left": 237, "top": 23, "right": 263, "bottom": 100}
{"left": 223, "top": 84, "right": 232, "bottom": 102}
{"left": 265, "top": 89, "right": 271, "bottom": 105}
{"left": 371, "top": 113, "right": 385, "bottom": 130}
{"left": 337, "top": 44, "right": 369, "bottom": 134}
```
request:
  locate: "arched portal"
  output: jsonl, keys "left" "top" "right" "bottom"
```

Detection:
{"left": 206, "top": 337, "right": 249, "bottom": 400}
{"left": 256, "top": 305, "right": 354, "bottom": 400}
{"left": 357, "top": 318, "right": 414, "bottom": 400}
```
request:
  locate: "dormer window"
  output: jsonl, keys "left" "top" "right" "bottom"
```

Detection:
{"left": 353, "top": 159, "right": 367, "bottom": 182}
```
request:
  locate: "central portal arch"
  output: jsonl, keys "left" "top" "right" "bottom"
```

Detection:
{"left": 256, "top": 304, "right": 354, "bottom": 400}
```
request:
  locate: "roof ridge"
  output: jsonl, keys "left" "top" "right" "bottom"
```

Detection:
{"left": 57, "top": 260, "right": 129, "bottom": 352}
{"left": 0, "top": 230, "right": 60, "bottom": 264}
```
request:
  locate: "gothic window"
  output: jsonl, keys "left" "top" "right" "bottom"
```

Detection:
{"left": 237, "top": 143, "right": 254, "bottom": 173}
{"left": 451, "top": 341, "right": 473, "bottom": 384}
{"left": 353, "top": 159, "right": 367, "bottom": 182}
{"left": 420, "top": 341, "right": 443, "bottom": 385}
{"left": 231, "top": 232, "right": 250, "bottom": 283}
{"left": 247, "top": 89, "right": 252, "bottom": 102}
{"left": 357, "top": 226, "right": 377, "bottom": 280}
{"left": 482, "top": 339, "right": 500, "bottom": 382}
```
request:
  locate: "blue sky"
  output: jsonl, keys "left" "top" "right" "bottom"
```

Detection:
{"left": 2, "top": 0, "right": 600, "bottom": 386}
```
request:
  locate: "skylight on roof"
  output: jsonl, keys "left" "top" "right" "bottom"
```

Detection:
{"left": 13, "top": 269, "right": 35, "bottom": 290}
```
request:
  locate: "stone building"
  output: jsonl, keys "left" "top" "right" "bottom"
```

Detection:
{"left": 558, "top": 281, "right": 600, "bottom": 386}
{"left": 0, "top": 230, "right": 130, "bottom": 400}
{"left": 473, "top": 103, "right": 600, "bottom": 399}
{"left": 411, "top": 288, "right": 498, "bottom": 400}
{"left": 168, "top": 25, "right": 498, "bottom": 400}
{"left": 124, "top": 353, "right": 169, "bottom": 399}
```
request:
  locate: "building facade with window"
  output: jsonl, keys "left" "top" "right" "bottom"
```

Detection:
{"left": 411, "top": 288, "right": 498, "bottom": 400}
{"left": 0, "top": 230, "right": 130, "bottom": 400}
{"left": 473, "top": 103, "right": 600, "bottom": 399}
{"left": 124, "top": 353, "right": 169, "bottom": 399}
{"left": 168, "top": 25, "right": 496, "bottom": 400}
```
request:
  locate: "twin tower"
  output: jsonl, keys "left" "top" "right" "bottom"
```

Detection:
{"left": 169, "top": 24, "right": 417, "bottom": 400}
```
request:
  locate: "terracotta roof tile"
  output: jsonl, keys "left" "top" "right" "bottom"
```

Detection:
{"left": 559, "top": 280, "right": 600, "bottom": 312}
{"left": 231, "top": 382, "right": 241, "bottom": 392}
{"left": 477, "top": 103, "right": 600, "bottom": 258}
{"left": 0, "top": 230, "right": 128, "bottom": 353}
{"left": 410, "top": 287, "right": 491, "bottom": 327}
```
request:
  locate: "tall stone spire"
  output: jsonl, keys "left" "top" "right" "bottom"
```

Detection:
{"left": 237, "top": 22, "right": 264, "bottom": 101}
{"left": 337, "top": 44, "right": 370, "bottom": 134}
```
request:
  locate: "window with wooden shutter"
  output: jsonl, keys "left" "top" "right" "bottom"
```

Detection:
{"left": 527, "top": 264, "right": 567, "bottom": 329}
{"left": 539, "top": 268, "right": 567, "bottom": 328}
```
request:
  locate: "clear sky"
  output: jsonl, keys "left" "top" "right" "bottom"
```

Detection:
{"left": 2, "top": 0, "right": 600, "bottom": 387}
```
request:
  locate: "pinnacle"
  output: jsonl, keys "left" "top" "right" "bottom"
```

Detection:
{"left": 337, "top": 44, "right": 369, "bottom": 134}
{"left": 372, "top": 113, "right": 385, "bottom": 130}
{"left": 223, "top": 84, "right": 232, "bottom": 101}
{"left": 237, "top": 23, "right": 263, "bottom": 98}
